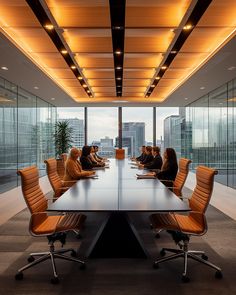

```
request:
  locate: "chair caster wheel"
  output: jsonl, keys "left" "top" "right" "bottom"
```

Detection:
{"left": 160, "top": 249, "right": 166, "bottom": 257}
{"left": 15, "top": 272, "right": 23, "bottom": 280}
{"left": 51, "top": 277, "right": 59, "bottom": 284}
{"left": 155, "top": 233, "right": 160, "bottom": 239}
{"left": 182, "top": 275, "right": 190, "bottom": 283}
{"left": 153, "top": 262, "right": 159, "bottom": 269}
{"left": 71, "top": 250, "right": 77, "bottom": 257}
{"left": 80, "top": 263, "right": 86, "bottom": 270}
{"left": 215, "top": 270, "right": 223, "bottom": 279}
{"left": 27, "top": 256, "right": 35, "bottom": 263}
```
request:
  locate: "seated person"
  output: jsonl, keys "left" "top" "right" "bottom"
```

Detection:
{"left": 90, "top": 146, "right": 105, "bottom": 164}
{"left": 80, "top": 146, "right": 105, "bottom": 170}
{"left": 63, "top": 147, "right": 95, "bottom": 181}
{"left": 151, "top": 148, "right": 178, "bottom": 186}
{"left": 93, "top": 145, "right": 107, "bottom": 162}
{"left": 131, "top": 145, "right": 146, "bottom": 162}
{"left": 139, "top": 146, "right": 154, "bottom": 165}
{"left": 139, "top": 146, "right": 162, "bottom": 170}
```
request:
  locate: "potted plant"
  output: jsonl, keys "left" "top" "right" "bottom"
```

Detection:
{"left": 54, "top": 120, "right": 73, "bottom": 178}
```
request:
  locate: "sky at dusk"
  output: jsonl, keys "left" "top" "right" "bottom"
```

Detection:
{"left": 57, "top": 107, "right": 179, "bottom": 142}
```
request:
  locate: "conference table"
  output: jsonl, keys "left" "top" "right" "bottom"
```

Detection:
{"left": 48, "top": 159, "right": 190, "bottom": 258}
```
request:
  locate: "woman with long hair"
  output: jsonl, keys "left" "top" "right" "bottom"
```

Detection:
{"left": 157, "top": 148, "right": 178, "bottom": 182}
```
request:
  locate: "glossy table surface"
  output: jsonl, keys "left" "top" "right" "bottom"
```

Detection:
{"left": 48, "top": 159, "right": 190, "bottom": 212}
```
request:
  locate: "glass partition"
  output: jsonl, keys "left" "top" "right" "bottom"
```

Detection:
{"left": 0, "top": 76, "right": 56, "bottom": 193}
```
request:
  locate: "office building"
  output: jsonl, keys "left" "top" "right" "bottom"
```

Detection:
{"left": 0, "top": 1, "right": 236, "bottom": 293}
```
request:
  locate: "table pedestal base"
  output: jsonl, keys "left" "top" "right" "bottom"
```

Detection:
{"left": 87, "top": 212, "right": 147, "bottom": 258}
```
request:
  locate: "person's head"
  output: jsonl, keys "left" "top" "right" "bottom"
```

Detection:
{"left": 141, "top": 145, "right": 146, "bottom": 153}
{"left": 93, "top": 145, "right": 99, "bottom": 152}
{"left": 82, "top": 145, "right": 92, "bottom": 157}
{"left": 145, "top": 146, "right": 152, "bottom": 154}
{"left": 90, "top": 146, "right": 95, "bottom": 153}
{"left": 69, "top": 147, "right": 81, "bottom": 160}
{"left": 164, "top": 148, "right": 177, "bottom": 164}
{"left": 152, "top": 146, "right": 160, "bottom": 156}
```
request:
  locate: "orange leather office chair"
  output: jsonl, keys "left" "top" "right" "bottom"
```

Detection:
{"left": 56, "top": 153, "right": 67, "bottom": 179}
{"left": 160, "top": 158, "right": 192, "bottom": 198}
{"left": 44, "top": 158, "right": 76, "bottom": 198}
{"left": 150, "top": 166, "right": 222, "bottom": 282}
{"left": 15, "top": 166, "right": 86, "bottom": 284}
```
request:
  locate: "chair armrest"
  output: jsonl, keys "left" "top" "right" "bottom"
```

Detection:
{"left": 62, "top": 180, "right": 77, "bottom": 187}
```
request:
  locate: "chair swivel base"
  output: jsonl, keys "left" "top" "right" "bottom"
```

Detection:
{"left": 15, "top": 245, "right": 85, "bottom": 284}
{"left": 153, "top": 244, "right": 222, "bottom": 282}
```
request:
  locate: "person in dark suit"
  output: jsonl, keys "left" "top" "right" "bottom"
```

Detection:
{"left": 134, "top": 145, "right": 146, "bottom": 162}
{"left": 80, "top": 146, "right": 104, "bottom": 170}
{"left": 156, "top": 148, "right": 178, "bottom": 185}
{"left": 140, "top": 146, "right": 153, "bottom": 165}
{"left": 139, "top": 146, "right": 162, "bottom": 170}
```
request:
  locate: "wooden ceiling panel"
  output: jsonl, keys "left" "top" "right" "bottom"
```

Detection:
{"left": 124, "top": 53, "right": 163, "bottom": 68}
{"left": 57, "top": 79, "right": 82, "bottom": 87}
{"left": 151, "top": 86, "right": 172, "bottom": 97}
{"left": 84, "top": 69, "right": 114, "bottom": 79}
{"left": 75, "top": 53, "right": 113, "bottom": 68}
{"left": 47, "top": 5, "right": 110, "bottom": 28}
{"left": 125, "top": 29, "right": 175, "bottom": 53}
{"left": 123, "top": 87, "right": 146, "bottom": 93}
{"left": 162, "top": 68, "right": 188, "bottom": 79}
{"left": 95, "top": 93, "right": 116, "bottom": 97}
{"left": 4, "top": 28, "right": 58, "bottom": 53}
{"left": 92, "top": 87, "right": 116, "bottom": 93}
{"left": 63, "top": 29, "right": 112, "bottom": 53}
{"left": 157, "top": 79, "right": 178, "bottom": 87}
{"left": 0, "top": 5, "right": 41, "bottom": 27}
{"left": 88, "top": 79, "right": 115, "bottom": 87}
{"left": 49, "top": 69, "right": 75, "bottom": 79}
{"left": 123, "top": 79, "right": 150, "bottom": 87}
{"left": 123, "top": 93, "right": 144, "bottom": 97}
{"left": 180, "top": 28, "right": 234, "bottom": 53}
{"left": 30, "top": 53, "right": 68, "bottom": 68}
{"left": 197, "top": 0, "right": 236, "bottom": 27}
{"left": 126, "top": 0, "right": 191, "bottom": 27}
{"left": 124, "top": 69, "right": 155, "bottom": 79}
{"left": 170, "top": 53, "right": 209, "bottom": 69}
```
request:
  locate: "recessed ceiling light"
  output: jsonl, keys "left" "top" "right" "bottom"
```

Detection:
{"left": 150, "top": 85, "right": 155, "bottom": 88}
{"left": 78, "top": 76, "right": 83, "bottom": 80}
{"left": 115, "top": 50, "right": 122, "bottom": 55}
{"left": 113, "top": 26, "right": 123, "bottom": 30}
{"left": 87, "top": 90, "right": 90, "bottom": 93}
{"left": 183, "top": 24, "right": 193, "bottom": 30}
{"left": 161, "top": 66, "right": 167, "bottom": 70}
{"left": 170, "top": 50, "right": 177, "bottom": 54}
{"left": 200, "top": 86, "right": 205, "bottom": 90}
{"left": 82, "top": 84, "right": 87, "bottom": 88}
{"left": 1, "top": 66, "right": 8, "bottom": 70}
{"left": 34, "top": 86, "right": 39, "bottom": 89}
{"left": 116, "top": 66, "right": 122, "bottom": 70}
{"left": 116, "top": 77, "right": 122, "bottom": 80}
{"left": 227, "top": 66, "right": 235, "bottom": 71}
{"left": 71, "top": 65, "right": 76, "bottom": 69}
{"left": 184, "top": 97, "right": 188, "bottom": 100}
{"left": 51, "top": 97, "right": 55, "bottom": 101}
{"left": 61, "top": 49, "right": 68, "bottom": 55}
{"left": 44, "top": 24, "right": 54, "bottom": 30}
{"left": 145, "top": 95, "right": 149, "bottom": 98}
{"left": 117, "top": 85, "right": 122, "bottom": 88}
{"left": 155, "top": 76, "right": 160, "bottom": 80}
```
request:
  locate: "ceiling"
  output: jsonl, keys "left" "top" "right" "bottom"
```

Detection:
{"left": 0, "top": 0, "right": 236, "bottom": 107}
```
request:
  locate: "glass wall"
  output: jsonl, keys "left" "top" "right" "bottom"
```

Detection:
{"left": 184, "top": 78, "right": 236, "bottom": 188}
{"left": 0, "top": 76, "right": 56, "bottom": 193}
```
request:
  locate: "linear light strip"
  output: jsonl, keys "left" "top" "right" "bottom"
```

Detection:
{"left": 109, "top": 0, "right": 126, "bottom": 97}
{"left": 25, "top": 0, "right": 92, "bottom": 97}
{"left": 145, "top": 0, "right": 212, "bottom": 98}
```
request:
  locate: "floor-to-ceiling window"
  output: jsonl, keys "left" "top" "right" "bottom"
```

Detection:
{"left": 0, "top": 76, "right": 56, "bottom": 193}
{"left": 184, "top": 78, "right": 236, "bottom": 189}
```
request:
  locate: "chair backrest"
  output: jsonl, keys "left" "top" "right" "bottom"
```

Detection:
{"left": 17, "top": 166, "right": 47, "bottom": 215}
{"left": 44, "top": 158, "right": 63, "bottom": 198}
{"left": 189, "top": 166, "right": 217, "bottom": 214}
{"left": 173, "top": 158, "right": 192, "bottom": 196}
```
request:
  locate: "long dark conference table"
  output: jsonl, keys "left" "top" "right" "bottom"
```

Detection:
{"left": 48, "top": 159, "right": 190, "bottom": 258}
